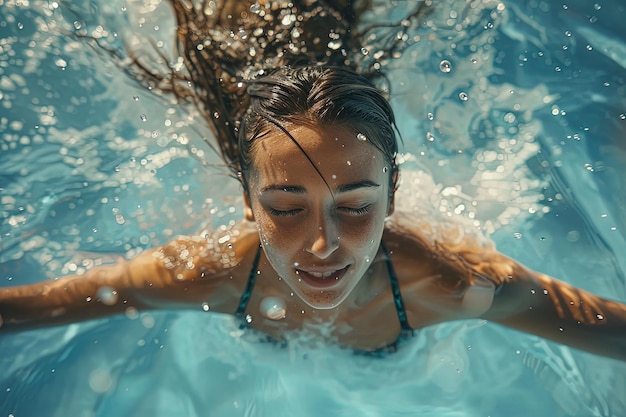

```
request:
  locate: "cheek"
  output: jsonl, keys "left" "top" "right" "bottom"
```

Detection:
{"left": 341, "top": 211, "right": 385, "bottom": 252}
{"left": 254, "top": 212, "right": 300, "bottom": 253}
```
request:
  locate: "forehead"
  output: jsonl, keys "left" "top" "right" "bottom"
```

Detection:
{"left": 250, "top": 124, "right": 387, "bottom": 188}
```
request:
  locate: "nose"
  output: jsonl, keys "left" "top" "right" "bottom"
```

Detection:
{"left": 306, "top": 212, "right": 339, "bottom": 259}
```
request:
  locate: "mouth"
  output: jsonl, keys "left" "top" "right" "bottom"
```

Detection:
{"left": 296, "top": 265, "right": 350, "bottom": 288}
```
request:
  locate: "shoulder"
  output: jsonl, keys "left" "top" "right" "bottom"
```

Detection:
{"left": 127, "top": 220, "right": 262, "bottom": 313}
{"left": 382, "top": 212, "right": 507, "bottom": 324}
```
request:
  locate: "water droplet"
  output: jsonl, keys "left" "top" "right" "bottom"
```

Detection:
{"left": 459, "top": 92, "right": 468, "bottom": 101}
{"left": 125, "top": 307, "right": 139, "bottom": 319}
{"left": 439, "top": 59, "right": 452, "bottom": 73}
{"left": 97, "top": 286, "right": 118, "bottom": 306}
{"left": 140, "top": 114, "right": 147, "bottom": 122}
{"left": 250, "top": 2, "right": 261, "bottom": 13}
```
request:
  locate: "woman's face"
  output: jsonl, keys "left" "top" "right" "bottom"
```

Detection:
{"left": 244, "top": 123, "right": 394, "bottom": 309}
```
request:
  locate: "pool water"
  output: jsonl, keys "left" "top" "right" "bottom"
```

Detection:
{"left": 1, "top": 0, "right": 626, "bottom": 416}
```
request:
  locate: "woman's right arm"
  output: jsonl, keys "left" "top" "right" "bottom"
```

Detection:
{"left": 0, "top": 222, "right": 260, "bottom": 332}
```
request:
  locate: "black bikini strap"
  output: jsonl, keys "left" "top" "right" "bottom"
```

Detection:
{"left": 234, "top": 244, "right": 262, "bottom": 317}
{"left": 381, "top": 242, "right": 413, "bottom": 332}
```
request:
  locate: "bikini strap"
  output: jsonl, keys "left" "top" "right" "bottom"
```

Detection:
{"left": 234, "top": 244, "right": 262, "bottom": 317}
{"left": 381, "top": 242, "right": 413, "bottom": 332}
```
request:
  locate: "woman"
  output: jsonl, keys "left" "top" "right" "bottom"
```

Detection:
{"left": 1, "top": 0, "right": 625, "bottom": 360}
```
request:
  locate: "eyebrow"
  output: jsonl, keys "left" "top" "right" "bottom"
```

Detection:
{"left": 261, "top": 180, "right": 380, "bottom": 194}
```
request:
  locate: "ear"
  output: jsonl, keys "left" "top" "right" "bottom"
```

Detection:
{"left": 243, "top": 191, "right": 255, "bottom": 221}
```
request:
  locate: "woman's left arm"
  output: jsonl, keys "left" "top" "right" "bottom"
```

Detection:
{"left": 480, "top": 259, "right": 626, "bottom": 361}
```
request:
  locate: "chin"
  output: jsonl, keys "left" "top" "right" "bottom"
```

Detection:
{"left": 299, "top": 288, "right": 349, "bottom": 310}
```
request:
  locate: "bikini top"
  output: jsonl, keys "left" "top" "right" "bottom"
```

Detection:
{"left": 234, "top": 243, "right": 414, "bottom": 353}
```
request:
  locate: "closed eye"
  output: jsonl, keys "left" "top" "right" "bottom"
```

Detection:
{"left": 338, "top": 205, "right": 371, "bottom": 215}
{"left": 268, "top": 208, "right": 303, "bottom": 217}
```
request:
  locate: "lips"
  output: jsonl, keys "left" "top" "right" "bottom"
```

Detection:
{"left": 296, "top": 265, "right": 350, "bottom": 288}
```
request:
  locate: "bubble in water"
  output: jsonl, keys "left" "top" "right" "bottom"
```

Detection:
{"left": 356, "top": 133, "right": 367, "bottom": 141}
{"left": 245, "top": 314, "right": 253, "bottom": 323}
{"left": 140, "top": 114, "right": 147, "bottom": 122}
{"left": 260, "top": 296, "right": 287, "bottom": 320}
{"left": 620, "top": 113, "right": 625, "bottom": 120}
{"left": 97, "top": 286, "right": 118, "bottom": 305}
{"left": 360, "top": 47, "right": 369, "bottom": 56}
{"left": 439, "top": 60, "right": 452, "bottom": 73}
{"left": 89, "top": 368, "right": 113, "bottom": 393}
{"left": 141, "top": 314, "right": 155, "bottom": 328}
{"left": 133, "top": 96, "right": 139, "bottom": 101}
{"left": 201, "top": 302, "right": 210, "bottom": 311}
{"left": 382, "top": 166, "right": 388, "bottom": 173}
{"left": 427, "top": 112, "right": 434, "bottom": 120}
{"left": 458, "top": 92, "right": 468, "bottom": 101}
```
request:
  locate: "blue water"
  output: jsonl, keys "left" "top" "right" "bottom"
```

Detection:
{"left": 1, "top": 0, "right": 626, "bottom": 416}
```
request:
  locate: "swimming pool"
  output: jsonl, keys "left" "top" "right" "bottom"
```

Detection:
{"left": 1, "top": 0, "right": 625, "bottom": 415}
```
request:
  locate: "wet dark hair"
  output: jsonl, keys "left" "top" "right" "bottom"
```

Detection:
{"left": 98, "top": 0, "right": 430, "bottom": 190}
{"left": 239, "top": 65, "right": 399, "bottom": 194}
